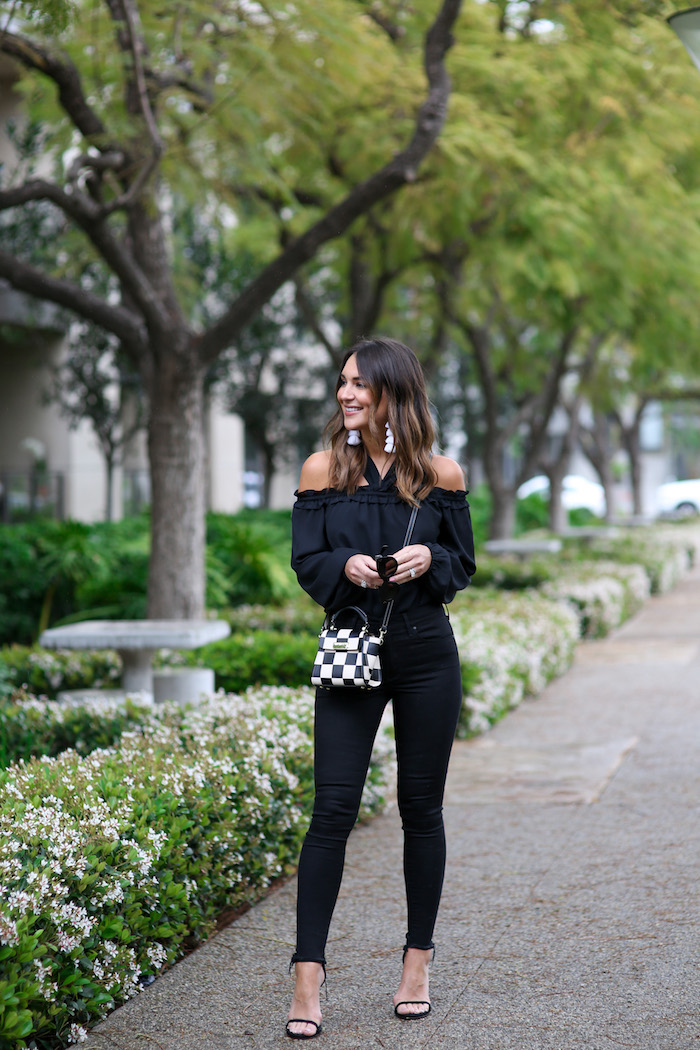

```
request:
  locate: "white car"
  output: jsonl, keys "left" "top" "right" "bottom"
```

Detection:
{"left": 517, "top": 474, "right": 606, "bottom": 517}
{"left": 655, "top": 479, "right": 700, "bottom": 517}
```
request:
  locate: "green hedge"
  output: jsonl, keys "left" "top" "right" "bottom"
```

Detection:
{"left": 0, "top": 630, "right": 321, "bottom": 705}
{"left": 0, "top": 688, "right": 394, "bottom": 1048}
{"left": 468, "top": 553, "right": 558, "bottom": 590}
{"left": 0, "top": 692, "right": 152, "bottom": 770}
{"left": 451, "top": 589, "right": 581, "bottom": 736}
{"left": 0, "top": 646, "right": 121, "bottom": 699}
{"left": 565, "top": 530, "right": 693, "bottom": 594}
{"left": 540, "top": 561, "right": 650, "bottom": 638}
{"left": 160, "top": 631, "right": 319, "bottom": 694}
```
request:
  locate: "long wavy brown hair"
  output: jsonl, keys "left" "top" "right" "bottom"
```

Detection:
{"left": 325, "top": 338, "right": 438, "bottom": 504}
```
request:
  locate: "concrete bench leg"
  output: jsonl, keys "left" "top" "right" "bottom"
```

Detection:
{"left": 118, "top": 648, "right": 157, "bottom": 693}
{"left": 152, "top": 667, "right": 215, "bottom": 705}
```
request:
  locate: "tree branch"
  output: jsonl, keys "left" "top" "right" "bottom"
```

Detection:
{"left": 0, "top": 31, "right": 110, "bottom": 142}
{"left": 293, "top": 278, "right": 341, "bottom": 366}
{"left": 0, "top": 178, "right": 94, "bottom": 215}
{"left": 0, "top": 250, "right": 146, "bottom": 349}
{"left": 198, "top": 0, "right": 463, "bottom": 363}
{"left": 98, "top": 0, "right": 164, "bottom": 215}
{"left": 0, "top": 178, "right": 172, "bottom": 334}
{"left": 356, "top": 1, "right": 405, "bottom": 42}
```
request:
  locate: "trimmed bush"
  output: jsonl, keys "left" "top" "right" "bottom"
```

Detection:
{"left": 0, "top": 688, "right": 394, "bottom": 1048}
{"left": 469, "top": 553, "right": 558, "bottom": 591}
{"left": 562, "top": 527, "right": 694, "bottom": 594}
{"left": 540, "top": 561, "right": 650, "bottom": 638}
{"left": 0, "top": 646, "right": 121, "bottom": 699}
{"left": 450, "top": 589, "right": 580, "bottom": 737}
{"left": 158, "top": 631, "right": 319, "bottom": 694}
{"left": 0, "top": 630, "right": 319, "bottom": 704}
{"left": 0, "top": 693, "right": 153, "bottom": 770}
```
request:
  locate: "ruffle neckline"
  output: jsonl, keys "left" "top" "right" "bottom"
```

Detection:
{"left": 294, "top": 485, "right": 469, "bottom": 510}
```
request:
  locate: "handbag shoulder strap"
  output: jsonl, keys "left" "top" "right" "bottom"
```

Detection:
{"left": 378, "top": 502, "right": 420, "bottom": 637}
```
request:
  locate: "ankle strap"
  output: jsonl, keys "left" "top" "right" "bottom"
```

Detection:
{"left": 403, "top": 943, "right": 435, "bottom": 961}
{"left": 289, "top": 954, "right": 327, "bottom": 973}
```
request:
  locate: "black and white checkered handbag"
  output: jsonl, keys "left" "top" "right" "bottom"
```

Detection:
{"left": 311, "top": 504, "right": 420, "bottom": 691}
{"left": 311, "top": 606, "right": 384, "bottom": 690}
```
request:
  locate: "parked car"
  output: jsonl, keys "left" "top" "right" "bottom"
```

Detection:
{"left": 517, "top": 474, "right": 607, "bottom": 517}
{"left": 655, "top": 479, "right": 700, "bottom": 517}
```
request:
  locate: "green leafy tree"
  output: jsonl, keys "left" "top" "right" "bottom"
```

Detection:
{"left": 406, "top": 0, "right": 700, "bottom": 536}
{"left": 0, "top": 0, "right": 463, "bottom": 616}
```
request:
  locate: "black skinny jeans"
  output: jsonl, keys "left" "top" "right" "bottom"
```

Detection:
{"left": 293, "top": 605, "right": 463, "bottom": 964}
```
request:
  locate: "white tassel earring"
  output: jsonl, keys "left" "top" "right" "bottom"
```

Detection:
{"left": 384, "top": 422, "right": 396, "bottom": 454}
{"left": 347, "top": 430, "right": 361, "bottom": 446}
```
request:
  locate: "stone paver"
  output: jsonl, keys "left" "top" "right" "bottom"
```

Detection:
{"left": 84, "top": 567, "right": 700, "bottom": 1050}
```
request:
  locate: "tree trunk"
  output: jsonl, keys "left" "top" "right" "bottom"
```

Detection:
{"left": 105, "top": 452, "right": 115, "bottom": 523}
{"left": 579, "top": 411, "right": 617, "bottom": 522}
{"left": 626, "top": 425, "right": 643, "bottom": 516}
{"left": 617, "top": 405, "right": 646, "bottom": 518}
{"left": 262, "top": 443, "right": 276, "bottom": 510}
{"left": 489, "top": 486, "right": 517, "bottom": 540}
{"left": 548, "top": 462, "right": 568, "bottom": 534}
{"left": 147, "top": 354, "right": 206, "bottom": 618}
{"left": 599, "top": 459, "right": 616, "bottom": 522}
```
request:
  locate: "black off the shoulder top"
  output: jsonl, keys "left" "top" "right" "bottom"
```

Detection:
{"left": 291, "top": 458, "right": 476, "bottom": 617}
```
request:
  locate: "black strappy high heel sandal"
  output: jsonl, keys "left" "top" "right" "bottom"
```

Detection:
{"left": 285, "top": 1018, "right": 322, "bottom": 1040}
{"left": 394, "top": 945, "right": 433, "bottom": 1021}
{"left": 286, "top": 956, "right": 327, "bottom": 1040}
{"left": 394, "top": 1001, "right": 431, "bottom": 1020}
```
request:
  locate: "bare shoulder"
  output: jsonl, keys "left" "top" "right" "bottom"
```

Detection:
{"left": 299, "top": 450, "right": 332, "bottom": 491}
{"left": 432, "top": 455, "right": 466, "bottom": 492}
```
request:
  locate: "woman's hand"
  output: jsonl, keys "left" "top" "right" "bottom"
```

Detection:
{"left": 386, "top": 544, "right": 432, "bottom": 584}
{"left": 344, "top": 553, "right": 383, "bottom": 590}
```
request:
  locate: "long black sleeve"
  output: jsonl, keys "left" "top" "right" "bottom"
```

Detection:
{"left": 420, "top": 493, "right": 476, "bottom": 604}
{"left": 291, "top": 491, "right": 363, "bottom": 609}
{"left": 291, "top": 485, "right": 475, "bottom": 614}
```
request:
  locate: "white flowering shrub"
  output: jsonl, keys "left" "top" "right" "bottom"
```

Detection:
{"left": 0, "top": 692, "right": 153, "bottom": 769}
{"left": 541, "top": 561, "right": 650, "bottom": 638}
{"left": 0, "top": 647, "right": 121, "bottom": 697}
{"left": 1, "top": 523, "right": 695, "bottom": 1046}
{"left": 579, "top": 528, "right": 694, "bottom": 595}
{"left": 0, "top": 687, "right": 394, "bottom": 1048}
{"left": 450, "top": 590, "right": 580, "bottom": 737}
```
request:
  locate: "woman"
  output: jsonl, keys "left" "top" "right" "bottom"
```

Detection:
{"left": 287, "top": 337, "right": 476, "bottom": 1039}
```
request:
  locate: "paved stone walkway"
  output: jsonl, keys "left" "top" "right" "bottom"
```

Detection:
{"left": 85, "top": 565, "right": 700, "bottom": 1050}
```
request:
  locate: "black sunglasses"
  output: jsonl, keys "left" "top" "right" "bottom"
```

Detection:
{"left": 375, "top": 548, "right": 399, "bottom": 602}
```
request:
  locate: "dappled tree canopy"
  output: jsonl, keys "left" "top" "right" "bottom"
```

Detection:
{"left": 2, "top": 0, "right": 700, "bottom": 560}
{"left": 279, "top": 1, "right": 700, "bottom": 535}
{"left": 0, "top": 0, "right": 463, "bottom": 615}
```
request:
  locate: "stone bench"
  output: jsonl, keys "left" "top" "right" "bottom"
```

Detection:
{"left": 40, "top": 619, "right": 230, "bottom": 703}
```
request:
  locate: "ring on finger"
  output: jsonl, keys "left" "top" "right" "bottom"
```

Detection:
{"left": 409, "top": 567, "right": 416, "bottom": 578}
{"left": 360, "top": 579, "right": 368, "bottom": 589}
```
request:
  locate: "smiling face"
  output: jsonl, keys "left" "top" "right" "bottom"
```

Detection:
{"left": 337, "top": 353, "right": 388, "bottom": 433}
